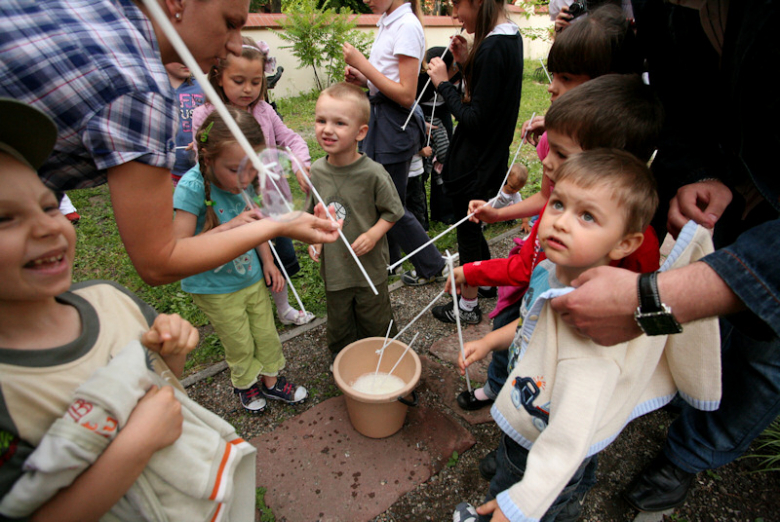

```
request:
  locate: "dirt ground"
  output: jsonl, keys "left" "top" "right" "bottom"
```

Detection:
{"left": 185, "top": 232, "right": 780, "bottom": 522}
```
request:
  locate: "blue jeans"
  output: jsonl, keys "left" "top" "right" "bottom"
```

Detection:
{"left": 383, "top": 160, "right": 445, "bottom": 279}
{"left": 483, "top": 434, "right": 597, "bottom": 522}
{"left": 665, "top": 318, "right": 780, "bottom": 472}
{"left": 484, "top": 302, "right": 521, "bottom": 399}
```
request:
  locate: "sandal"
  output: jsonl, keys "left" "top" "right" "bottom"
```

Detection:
{"left": 278, "top": 308, "right": 316, "bottom": 326}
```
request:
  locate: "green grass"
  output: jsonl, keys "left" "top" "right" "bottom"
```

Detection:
{"left": 69, "top": 59, "right": 551, "bottom": 374}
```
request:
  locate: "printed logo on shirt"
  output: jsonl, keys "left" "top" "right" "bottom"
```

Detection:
{"left": 510, "top": 376, "right": 551, "bottom": 432}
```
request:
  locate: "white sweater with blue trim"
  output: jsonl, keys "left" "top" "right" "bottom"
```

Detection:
{"left": 491, "top": 222, "right": 722, "bottom": 521}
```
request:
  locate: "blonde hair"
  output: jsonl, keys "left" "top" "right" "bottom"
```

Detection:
{"left": 195, "top": 108, "right": 266, "bottom": 233}
{"left": 208, "top": 36, "right": 269, "bottom": 110}
{"left": 554, "top": 149, "right": 658, "bottom": 235}
{"left": 320, "top": 82, "right": 371, "bottom": 125}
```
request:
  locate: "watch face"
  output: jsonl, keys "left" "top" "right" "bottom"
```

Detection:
{"left": 635, "top": 309, "right": 683, "bottom": 336}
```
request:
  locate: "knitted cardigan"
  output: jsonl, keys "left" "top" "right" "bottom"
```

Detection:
{"left": 491, "top": 222, "right": 722, "bottom": 521}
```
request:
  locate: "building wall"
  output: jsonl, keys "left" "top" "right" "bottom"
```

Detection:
{"left": 243, "top": 8, "right": 552, "bottom": 99}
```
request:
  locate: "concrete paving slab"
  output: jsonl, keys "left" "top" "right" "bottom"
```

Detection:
{"left": 420, "top": 355, "right": 493, "bottom": 425}
{"left": 250, "top": 396, "right": 475, "bottom": 522}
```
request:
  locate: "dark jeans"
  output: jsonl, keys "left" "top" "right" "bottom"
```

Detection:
{"left": 452, "top": 193, "right": 491, "bottom": 266}
{"left": 484, "top": 301, "right": 521, "bottom": 399}
{"left": 383, "top": 160, "right": 444, "bottom": 278}
{"left": 406, "top": 172, "right": 429, "bottom": 231}
{"left": 271, "top": 236, "right": 300, "bottom": 277}
{"left": 483, "top": 434, "right": 597, "bottom": 522}
{"left": 665, "top": 319, "right": 780, "bottom": 472}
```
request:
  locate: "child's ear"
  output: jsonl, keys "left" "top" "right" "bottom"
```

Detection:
{"left": 608, "top": 231, "right": 645, "bottom": 261}
{"left": 356, "top": 124, "right": 369, "bottom": 143}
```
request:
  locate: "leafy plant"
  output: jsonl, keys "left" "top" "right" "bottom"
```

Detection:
{"left": 255, "top": 487, "right": 275, "bottom": 521}
{"left": 274, "top": 0, "right": 372, "bottom": 90}
{"left": 447, "top": 451, "right": 459, "bottom": 467}
{"left": 744, "top": 416, "right": 780, "bottom": 473}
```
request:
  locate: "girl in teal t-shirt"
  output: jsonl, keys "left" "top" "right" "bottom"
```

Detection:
{"left": 173, "top": 109, "right": 307, "bottom": 413}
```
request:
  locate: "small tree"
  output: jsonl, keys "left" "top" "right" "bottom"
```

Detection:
{"left": 275, "top": 0, "right": 373, "bottom": 90}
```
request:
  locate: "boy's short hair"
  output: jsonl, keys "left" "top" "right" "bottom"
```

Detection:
{"left": 545, "top": 74, "right": 664, "bottom": 162}
{"left": 554, "top": 148, "right": 659, "bottom": 234}
{"left": 320, "top": 82, "right": 370, "bottom": 125}
{"left": 547, "top": 4, "right": 642, "bottom": 78}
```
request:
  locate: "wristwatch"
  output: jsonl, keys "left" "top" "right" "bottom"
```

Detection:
{"left": 634, "top": 272, "right": 683, "bottom": 336}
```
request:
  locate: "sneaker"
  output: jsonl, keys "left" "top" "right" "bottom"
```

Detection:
{"left": 235, "top": 384, "right": 267, "bottom": 413}
{"left": 64, "top": 212, "right": 80, "bottom": 225}
{"left": 262, "top": 376, "right": 308, "bottom": 404}
{"left": 453, "top": 502, "right": 478, "bottom": 522}
{"left": 401, "top": 264, "right": 450, "bottom": 286}
{"left": 278, "top": 308, "right": 316, "bottom": 326}
{"left": 432, "top": 300, "right": 482, "bottom": 325}
{"left": 388, "top": 265, "right": 401, "bottom": 278}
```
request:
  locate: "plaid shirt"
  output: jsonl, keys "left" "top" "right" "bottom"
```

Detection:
{"left": 0, "top": 0, "right": 177, "bottom": 190}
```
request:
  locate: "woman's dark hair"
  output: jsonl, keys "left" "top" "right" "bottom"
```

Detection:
{"left": 547, "top": 4, "right": 642, "bottom": 78}
{"left": 461, "top": 0, "right": 507, "bottom": 102}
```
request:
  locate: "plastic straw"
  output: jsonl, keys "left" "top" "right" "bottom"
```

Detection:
{"left": 373, "top": 319, "right": 394, "bottom": 380}
{"left": 425, "top": 91, "right": 437, "bottom": 148}
{"left": 446, "top": 251, "right": 472, "bottom": 394}
{"left": 383, "top": 332, "right": 420, "bottom": 382}
{"left": 267, "top": 242, "right": 308, "bottom": 314}
{"left": 286, "top": 148, "right": 379, "bottom": 295}
{"left": 401, "top": 31, "right": 461, "bottom": 131}
{"left": 387, "top": 113, "right": 535, "bottom": 272}
{"left": 539, "top": 58, "right": 552, "bottom": 83}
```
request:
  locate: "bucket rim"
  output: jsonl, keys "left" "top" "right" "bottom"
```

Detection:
{"left": 333, "top": 337, "right": 422, "bottom": 403}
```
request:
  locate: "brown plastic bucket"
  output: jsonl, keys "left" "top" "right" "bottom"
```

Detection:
{"left": 333, "top": 337, "right": 421, "bottom": 438}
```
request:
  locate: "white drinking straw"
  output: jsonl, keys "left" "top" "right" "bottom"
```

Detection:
{"left": 401, "top": 31, "right": 462, "bottom": 131}
{"left": 387, "top": 287, "right": 447, "bottom": 346}
{"left": 235, "top": 189, "right": 309, "bottom": 315}
{"left": 539, "top": 58, "right": 552, "bottom": 83}
{"left": 142, "top": 0, "right": 269, "bottom": 190}
{"left": 374, "top": 319, "right": 395, "bottom": 379}
{"left": 286, "top": 148, "right": 379, "bottom": 295}
{"left": 425, "top": 91, "right": 437, "bottom": 148}
{"left": 446, "top": 251, "right": 472, "bottom": 394}
{"left": 383, "top": 331, "right": 420, "bottom": 382}
{"left": 387, "top": 113, "right": 536, "bottom": 272}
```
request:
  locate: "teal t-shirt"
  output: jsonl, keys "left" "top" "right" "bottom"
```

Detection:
{"left": 173, "top": 165, "right": 264, "bottom": 295}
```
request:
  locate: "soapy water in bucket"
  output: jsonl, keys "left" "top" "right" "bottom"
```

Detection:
{"left": 237, "top": 148, "right": 310, "bottom": 222}
{"left": 351, "top": 373, "right": 406, "bottom": 395}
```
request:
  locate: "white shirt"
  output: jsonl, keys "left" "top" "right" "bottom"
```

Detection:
{"left": 367, "top": 3, "right": 425, "bottom": 96}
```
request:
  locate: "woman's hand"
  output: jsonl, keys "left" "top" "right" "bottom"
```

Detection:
{"left": 427, "top": 57, "right": 449, "bottom": 88}
{"left": 667, "top": 179, "right": 732, "bottom": 238}
{"left": 281, "top": 203, "right": 341, "bottom": 245}
{"left": 450, "top": 34, "right": 469, "bottom": 64}
{"left": 344, "top": 65, "right": 368, "bottom": 87}
{"left": 225, "top": 209, "right": 262, "bottom": 230}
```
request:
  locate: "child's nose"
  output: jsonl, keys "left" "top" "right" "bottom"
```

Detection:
{"left": 31, "top": 212, "right": 65, "bottom": 238}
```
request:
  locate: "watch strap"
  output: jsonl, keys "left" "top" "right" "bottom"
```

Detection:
{"left": 638, "top": 272, "right": 662, "bottom": 312}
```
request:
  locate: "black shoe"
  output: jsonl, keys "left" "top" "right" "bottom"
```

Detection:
{"left": 623, "top": 452, "right": 694, "bottom": 512}
{"left": 478, "top": 449, "right": 497, "bottom": 481}
{"left": 432, "top": 301, "right": 482, "bottom": 325}
{"left": 477, "top": 286, "right": 497, "bottom": 299}
{"left": 457, "top": 389, "right": 492, "bottom": 410}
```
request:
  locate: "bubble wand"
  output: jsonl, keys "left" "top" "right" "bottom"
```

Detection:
{"left": 286, "top": 149, "right": 379, "bottom": 295}
{"left": 373, "top": 319, "right": 394, "bottom": 381}
{"left": 387, "top": 113, "right": 535, "bottom": 272}
{"left": 539, "top": 58, "right": 552, "bottom": 83}
{"left": 381, "top": 332, "right": 420, "bottom": 386}
{"left": 446, "top": 250, "right": 472, "bottom": 394}
{"left": 401, "top": 29, "right": 463, "bottom": 131}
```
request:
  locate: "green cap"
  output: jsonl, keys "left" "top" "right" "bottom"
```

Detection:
{"left": 0, "top": 98, "right": 57, "bottom": 171}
